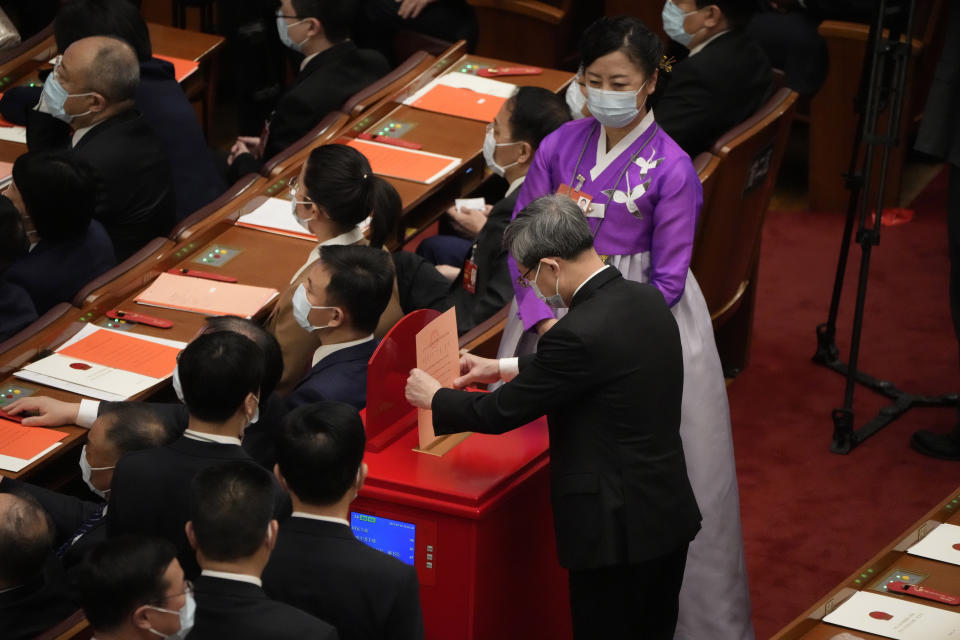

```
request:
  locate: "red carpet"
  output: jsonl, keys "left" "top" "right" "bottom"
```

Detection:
{"left": 730, "top": 168, "right": 960, "bottom": 637}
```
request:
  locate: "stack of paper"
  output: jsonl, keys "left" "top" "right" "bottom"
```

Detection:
{"left": 347, "top": 138, "right": 461, "bottom": 185}
{"left": 823, "top": 591, "right": 960, "bottom": 639}
{"left": 403, "top": 73, "right": 517, "bottom": 122}
{"left": 236, "top": 197, "right": 315, "bottom": 241}
{"left": 907, "top": 523, "right": 960, "bottom": 566}
{"left": 0, "top": 418, "right": 68, "bottom": 472}
{"left": 135, "top": 273, "right": 279, "bottom": 319}
{"left": 15, "top": 324, "right": 187, "bottom": 401}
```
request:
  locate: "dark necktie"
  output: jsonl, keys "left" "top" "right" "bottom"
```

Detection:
{"left": 55, "top": 503, "right": 106, "bottom": 559}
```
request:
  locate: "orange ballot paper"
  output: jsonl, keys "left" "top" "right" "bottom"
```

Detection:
{"left": 15, "top": 324, "right": 188, "bottom": 402}
{"left": 403, "top": 72, "right": 516, "bottom": 122}
{"left": 414, "top": 308, "right": 469, "bottom": 455}
{"left": 822, "top": 591, "right": 960, "bottom": 639}
{"left": 0, "top": 419, "right": 68, "bottom": 472}
{"left": 154, "top": 54, "right": 200, "bottom": 82}
{"left": 346, "top": 138, "right": 461, "bottom": 185}
{"left": 135, "top": 272, "right": 279, "bottom": 319}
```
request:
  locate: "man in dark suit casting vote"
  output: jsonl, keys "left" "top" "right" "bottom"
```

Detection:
{"left": 405, "top": 194, "right": 702, "bottom": 639}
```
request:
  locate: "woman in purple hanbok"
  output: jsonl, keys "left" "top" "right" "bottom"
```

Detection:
{"left": 498, "top": 16, "right": 755, "bottom": 640}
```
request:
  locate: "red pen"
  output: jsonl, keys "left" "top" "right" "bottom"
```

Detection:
{"left": 106, "top": 310, "right": 174, "bottom": 329}
{"left": 887, "top": 581, "right": 960, "bottom": 605}
{"left": 168, "top": 268, "right": 238, "bottom": 283}
{"left": 0, "top": 410, "right": 23, "bottom": 423}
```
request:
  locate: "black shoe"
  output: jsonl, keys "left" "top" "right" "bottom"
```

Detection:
{"left": 910, "top": 430, "right": 960, "bottom": 461}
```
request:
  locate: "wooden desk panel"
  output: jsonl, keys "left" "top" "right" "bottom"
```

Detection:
{"left": 146, "top": 23, "right": 223, "bottom": 62}
{"left": 772, "top": 486, "right": 960, "bottom": 639}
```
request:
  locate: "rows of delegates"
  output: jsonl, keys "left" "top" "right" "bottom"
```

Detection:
{"left": 0, "top": 0, "right": 815, "bottom": 638}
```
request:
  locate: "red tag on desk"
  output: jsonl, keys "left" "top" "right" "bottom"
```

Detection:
{"left": 462, "top": 257, "right": 477, "bottom": 294}
{"left": 557, "top": 184, "right": 593, "bottom": 214}
{"left": 887, "top": 581, "right": 960, "bottom": 605}
{"left": 478, "top": 66, "right": 542, "bottom": 77}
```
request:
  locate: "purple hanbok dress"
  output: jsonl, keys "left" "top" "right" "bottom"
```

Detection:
{"left": 498, "top": 111, "right": 754, "bottom": 640}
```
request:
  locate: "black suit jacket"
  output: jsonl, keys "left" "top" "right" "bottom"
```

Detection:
{"left": 0, "top": 279, "right": 36, "bottom": 342}
{"left": 232, "top": 42, "right": 389, "bottom": 176}
{"left": 263, "top": 518, "right": 423, "bottom": 640}
{"left": 1, "top": 478, "right": 105, "bottom": 569}
{"left": 284, "top": 339, "right": 378, "bottom": 411}
{"left": 0, "top": 555, "right": 77, "bottom": 640}
{"left": 188, "top": 575, "right": 338, "bottom": 640}
{"left": 432, "top": 267, "right": 701, "bottom": 570}
{"left": 26, "top": 109, "right": 176, "bottom": 260}
{"left": 5, "top": 219, "right": 116, "bottom": 314}
{"left": 656, "top": 30, "right": 774, "bottom": 158}
{"left": 108, "top": 436, "right": 291, "bottom": 578}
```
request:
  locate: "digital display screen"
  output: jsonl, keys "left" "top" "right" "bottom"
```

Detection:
{"left": 350, "top": 512, "right": 416, "bottom": 565}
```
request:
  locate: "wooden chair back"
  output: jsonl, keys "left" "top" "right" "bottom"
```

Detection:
{"left": 691, "top": 88, "right": 798, "bottom": 327}
{"left": 261, "top": 111, "right": 350, "bottom": 177}
{"left": 168, "top": 173, "right": 262, "bottom": 242}
{"left": 71, "top": 237, "right": 175, "bottom": 309}
{"left": 341, "top": 50, "right": 433, "bottom": 118}
{"left": 33, "top": 610, "right": 93, "bottom": 640}
{"left": 468, "top": 0, "right": 576, "bottom": 68}
{"left": 0, "top": 302, "right": 74, "bottom": 360}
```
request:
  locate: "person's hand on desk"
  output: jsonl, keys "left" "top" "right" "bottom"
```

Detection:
{"left": 397, "top": 0, "right": 437, "bottom": 19}
{"left": 228, "top": 136, "right": 262, "bottom": 164}
{"left": 4, "top": 396, "right": 80, "bottom": 427}
{"left": 447, "top": 204, "right": 491, "bottom": 239}
{"left": 405, "top": 368, "right": 442, "bottom": 409}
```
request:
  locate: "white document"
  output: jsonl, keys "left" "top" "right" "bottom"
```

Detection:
{"left": 908, "top": 523, "right": 960, "bottom": 566}
{"left": 403, "top": 72, "right": 518, "bottom": 106}
{"left": 0, "top": 126, "right": 27, "bottom": 144}
{"left": 235, "top": 197, "right": 315, "bottom": 241}
{"left": 823, "top": 591, "right": 960, "bottom": 639}
{"left": 454, "top": 197, "right": 485, "bottom": 212}
{"left": 14, "top": 325, "right": 187, "bottom": 401}
{"left": 0, "top": 442, "right": 62, "bottom": 473}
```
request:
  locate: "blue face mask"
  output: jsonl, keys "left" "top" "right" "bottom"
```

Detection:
{"left": 276, "top": 9, "right": 309, "bottom": 53}
{"left": 39, "top": 74, "right": 94, "bottom": 123}
{"left": 292, "top": 283, "right": 336, "bottom": 332}
{"left": 662, "top": 0, "right": 697, "bottom": 48}
{"left": 531, "top": 261, "right": 565, "bottom": 308}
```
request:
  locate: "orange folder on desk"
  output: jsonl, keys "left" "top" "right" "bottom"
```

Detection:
{"left": 0, "top": 419, "right": 66, "bottom": 460}
{"left": 411, "top": 84, "right": 507, "bottom": 122}
{"left": 58, "top": 329, "right": 181, "bottom": 379}
{"left": 135, "top": 272, "right": 279, "bottom": 319}
{"left": 155, "top": 55, "right": 200, "bottom": 83}
{"left": 346, "top": 138, "right": 461, "bottom": 185}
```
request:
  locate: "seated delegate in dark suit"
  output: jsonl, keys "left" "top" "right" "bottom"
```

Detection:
{"left": 394, "top": 87, "right": 572, "bottom": 335}
{"left": 186, "top": 461, "right": 339, "bottom": 639}
{"left": 5, "top": 316, "right": 288, "bottom": 471}
{"left": 228, "top": 0, "right": 389, "bottom": 178}
{"left": 3, "top": 152, "right": 115, "bottom": 313}
{"left": 264, "top": 403, "right": 423, "bottom": 640}
{"left": 0, "top": 492, "right": 77, "bottom": 640}
{"left": 72, "top": 536, "right": 195, "bottom": 639}
{"left": 0, "top": 202, "right": 35, "bottom": 342}
{"left": 26, "top": 36, "right": 175, "bottom": 259}
{"left": 657, "top": 0, "right": 774, "bottom": 158}
{"left": 405, "top": 196, "right": 702, "bottom": 639}
{"left": 108, "top": 332, "right": 290, "bottom": 579}
{"left": 0, "top": 403, "right": 178, "bottom": 569}
{"left": 283, "top": 245, "right": 394, "bottom": 411}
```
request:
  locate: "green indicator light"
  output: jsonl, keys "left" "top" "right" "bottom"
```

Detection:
{"left": 860, "top": 574, "right": 867, "bottom": 579}
{"left": 3, "top": 76, "right": 8, "bottom": 82}
{"left": 854, "top": 579, "right": 861, "bottom": 584}
{"left": 202, "top": 258, "right": 208, "bottom": 263}
{"left": 867, "top": 568, "right": 873, "bottom": 573}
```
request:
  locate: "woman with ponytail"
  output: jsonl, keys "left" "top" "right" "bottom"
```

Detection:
{"left": 265, "top": 143, "right": 402, "bottom": 392}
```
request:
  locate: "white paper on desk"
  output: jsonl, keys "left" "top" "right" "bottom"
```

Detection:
{"left": 0, "top": 126, "right": 27, "bottom": 144}
{"left": 0, "top": 442, "right": 62, "bottom": 472}
{"left": 908, "top": 523, "right": 960, "bottom": 566}
{"left": 402, "top": 72, "right": 518, "bottom": 106}
{"left": 14, "top": 324, "right": 187, "bottom": 401}
{"left": 822, "top": 591, "right": 960, "bottom": 639}
{"left": 235, "top": 197, "right": 315, "bottom": 241}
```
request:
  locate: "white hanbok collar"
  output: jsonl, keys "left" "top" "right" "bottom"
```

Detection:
{"left": 591, "top": 109, "right": 656, "bottom": 182}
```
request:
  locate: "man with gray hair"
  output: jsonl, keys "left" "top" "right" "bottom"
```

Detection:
{"left": 27, "top": 35, "right": 175, "bottom": 259}
{"left": 405, "top": 194, "right": 702, "bottom": 639}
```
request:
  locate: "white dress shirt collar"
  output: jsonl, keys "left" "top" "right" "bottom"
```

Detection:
{"left": 311, "top": 334, "right": 375, "bottom": 367}
{"left": 182, "top": 429, "right": 241, "bottom": 446}
{"left": 291, "top": 512, "right": 351, "bottom": 527}
{"left": 572, "top": 265, "right": 612, "bottom": 301}
{"left": 505, "top": 175, "right": 526, "bottom": 198}
{"left": 200, "top": 569, "right": 262, "bottom": 588}
{"left": 592, "top": 108, "right": 656, "bottom": 181}
{"left": 72, "top": 124, "right": 94, "bottom": 147}
{"left": 688, "top": 29, "right": 731, "bottom": 57}
{"left": 289, "top": 220, "right": 369, "bottom": 283}
{"left": 300, "top": 52, "right": 320, "bottom": 71}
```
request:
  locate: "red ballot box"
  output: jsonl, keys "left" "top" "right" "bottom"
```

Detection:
{"left": 357, "top": 311, "right": 571, "bottom": 640}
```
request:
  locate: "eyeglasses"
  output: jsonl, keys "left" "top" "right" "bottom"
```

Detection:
{"left": 515, "top": 264, "right": 537, "bottom": 288}
{"left": 287, "top": 176, "right": 312, "bottom": 204}
{"left": 153, "top": 580, "right": 193, "bottom": 606}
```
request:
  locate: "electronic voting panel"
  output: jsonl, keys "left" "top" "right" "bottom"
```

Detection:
{"left": 351, "top": 311, "right": 571, "bottom": 640}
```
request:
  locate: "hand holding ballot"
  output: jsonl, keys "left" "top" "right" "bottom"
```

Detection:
{"left": 404, "top": 368, "right": 443, "bottom": 409}
{"left": 3, "top": 396, "right": 81, "bottom": 427}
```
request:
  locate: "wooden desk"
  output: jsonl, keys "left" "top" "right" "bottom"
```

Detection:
{"left": 773, "top": 485, "right": 960, "bottom": 639}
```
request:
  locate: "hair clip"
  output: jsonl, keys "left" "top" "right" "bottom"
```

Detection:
{"left": 659, "top": 55, "right": 675, "bottom": 73}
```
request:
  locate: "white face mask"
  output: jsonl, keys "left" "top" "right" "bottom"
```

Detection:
{"left": 79, "top": 444, "right": 113, "bottom": 500}
{"left": 292, "top": 283, "right": 337, "bottom": 332}
{"left": 482, "top": 124, "right": 522, "bottom": 177}
{"left": 566, "top": 77, "right": 588, "bottom": 119}
{"left": 276, "top": 9, "right": 309, "bottom": 53}
{"left": 586, "top": 81, "right": 647, "bottom": 129}
{"left": 290, "top": 194, "right": 314, "bottom": 232}
{"left": 146, "top": 588, "right": 196, "bottom": 640}
{"left": 662, "top": 0, "right": 698, "bottom": 47}
{"left": 171, "top": 363, "right": 185, "bottom": 403}
{"left": 531, "top": 261, "right": 565, "bottom": 308}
